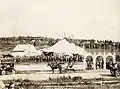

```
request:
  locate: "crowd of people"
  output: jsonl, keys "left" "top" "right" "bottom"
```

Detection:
{"left": 0, "top": 52, "right": 84, "bottom": 64}
{"left": 14, "top": 53, "right": 84, "bottom": 63}
{"left": 1, "top": 52, "right": 120, "bottom": 71}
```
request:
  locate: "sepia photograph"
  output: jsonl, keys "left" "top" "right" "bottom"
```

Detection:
{"left": 0, "top": 0, "right": 120, "bottom": 89}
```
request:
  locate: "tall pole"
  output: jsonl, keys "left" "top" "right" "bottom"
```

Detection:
{"left": 88, "top": 42, "right": 90, "bottom": 53}
{"left": 117, "top": 43, "right": 119, "bottom": 53}
{"left": 113, "top": 43, "right": 115, "bottom": 53}
{"left": 109, "top": 44, "right": 111, "bottom": 53}
{"left": 103, "top": 43, "right": 106, "bottom": 69}
{"left": 104, "top": 43, "right": 105, "bottom": 53}
{"left": 28, "top": 44, "right": 29, "bottom": 56}
{"left": 83, "top": 42, "right": 86, "bottom": 70}
{"left": 100, "top": 43, "right": 101, "bottom": 53}
{"left": 113, "top": 42, "right": 116, "bottom": 63}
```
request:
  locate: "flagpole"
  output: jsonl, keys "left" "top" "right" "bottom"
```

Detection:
{"left": 104, "top": 43, "right": 105, "bottom": 53}
{"left": 100, "top": 43, "right": 101, "bottom": 53}
{"left": 88, "top": 42, "right": 90, "bottom": 53}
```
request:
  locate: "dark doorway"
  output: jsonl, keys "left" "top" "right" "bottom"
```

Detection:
{"left": 86, "top": 56, "right": 93, "bottom": 70}
{"left": 96, "top": 56, "right": 104, "bottom": 69}
{"left": 106, "top": 56, "right": 113, "bottom": 69}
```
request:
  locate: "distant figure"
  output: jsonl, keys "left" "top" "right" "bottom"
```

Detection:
{"left": 66, "top": 59, "right": 74, "bottom": 69}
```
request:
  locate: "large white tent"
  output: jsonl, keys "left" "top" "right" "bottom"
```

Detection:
{"left": 41, "top": 39, "right": 87, "bottom": 55}
{"left": 11, "top": 44, "right": 39, "bottom": 57}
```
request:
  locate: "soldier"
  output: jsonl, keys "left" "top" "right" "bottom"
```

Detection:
{"left": 66, "top": 58, "right": 73, "bottom": 69}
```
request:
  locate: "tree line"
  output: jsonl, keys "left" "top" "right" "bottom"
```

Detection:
{"left": 0, "top": 36, "right": 120, "bottom": 53}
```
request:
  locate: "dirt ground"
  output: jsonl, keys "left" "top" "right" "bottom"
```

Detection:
{"left": 0, "top": 63, "right": 114, "bottom": 81}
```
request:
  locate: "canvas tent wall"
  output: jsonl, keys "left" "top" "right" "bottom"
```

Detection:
{"left": 41, "top": 39, "right": 87, "bottom": 55}
{"left": 36, "top": 50, "right": 42, "bottom": 55}
{"left": 11, "top": 44, "right": 39, "bottom": 57}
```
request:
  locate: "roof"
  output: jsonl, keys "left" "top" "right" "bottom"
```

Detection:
{"left": 11, "top": 44, "right": 39, "bottom": 57}
{"left": 12, "top": 44, "right": 36, "bottom": 52}
{"left": 41, "top": 39, "right": 87, "bottom": 55}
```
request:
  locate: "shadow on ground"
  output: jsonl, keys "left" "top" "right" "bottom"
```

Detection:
{"left": 100, "top": 74, "right": 115, "bottom": 78}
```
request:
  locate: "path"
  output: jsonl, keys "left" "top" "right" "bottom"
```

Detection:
{"left": 0, "top": 69, "right": 113, "bottom": 81}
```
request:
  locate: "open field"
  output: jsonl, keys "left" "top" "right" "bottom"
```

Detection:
{"left": 2, "top": 71, "right": 120, "bottom": 89}
{"left": 0, "top": 63, "right": 115, "bottom": 81}
{"left": 0, "top": 63, "right": 120, "bottom": 89}
{"left": 15, "top": 62, "right": 85, "bottom": 71}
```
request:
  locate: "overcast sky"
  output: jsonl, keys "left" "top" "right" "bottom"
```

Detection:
{"left": 0, "top": 0, "right": 120, "bottom": 41}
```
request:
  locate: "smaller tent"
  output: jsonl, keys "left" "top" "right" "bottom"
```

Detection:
{"left": 11, "top": 44, "right": 39, "bottom": 57}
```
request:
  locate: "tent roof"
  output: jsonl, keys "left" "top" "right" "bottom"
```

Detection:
{"left": 42, "top": 39, "right": 87, "bottom": 55}
{"left": 11, "top": 44, "right": 39, "bottom": 57}
{"left": 12, "top": 44, "right": 36, "bottom": 52}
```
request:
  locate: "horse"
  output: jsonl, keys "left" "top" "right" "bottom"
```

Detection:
{"left": 47, "top": 62, "right": 62, "bottom": 74}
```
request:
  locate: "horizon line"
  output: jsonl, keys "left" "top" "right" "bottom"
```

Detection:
{"left": 0, "top": 35, "right": 119, "bottom": 42}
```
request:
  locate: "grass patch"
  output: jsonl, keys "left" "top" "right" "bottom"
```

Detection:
{"left": 3, "top": 76, "right": 120, "bottom": 89}
{"left": 15, "top": 70, "right": 30, "bottom": 74}
{"left": 46, "top": 76, "right": 82, "bottom": 83}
